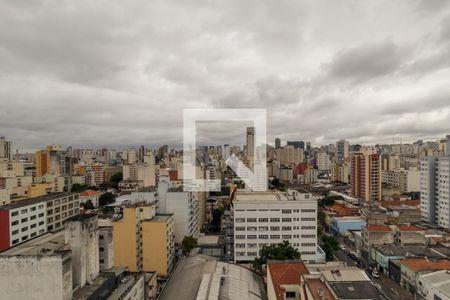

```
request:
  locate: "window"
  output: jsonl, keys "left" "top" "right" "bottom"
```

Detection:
{"left": 259, "top": 235, "right": 269, "bottom": 239}
{"left": 30, "top": 215, "right": 36, "bottom": 220}
{"left": 38, "top": 213, "right": 44, "bottom": 218}
{"left": 12, "top": 229, "right": 19, "bottom": 235}
{"left": 281, "top": 218, "right": 292, "bottom": 222}
{"left": 30, "top": 232, "right": 37, "bottom": 238}
{"left": 247, "top": 235, "right": 257, "bottom": 239}
{"left": 258, "top": 218, "right": 268, "bottom": 222}
{"left": 21, "top": 209, "right": 28, "bottom": 214}
{"left": 282, "top": 226, "right": 292, "bottom": 231}
{"left": 247, "top": 251, "right": 257, "bottom": 256}
{"left": 282, "top": 235, "right": 292, "bottom": 239}
{"left": 246, "top": 218, "right": 257, "bottom": 222}
{"left": 11, "top": 211, "right": 18, "bottom": 217}
{"left": 301, "top": 226, "right": 316, "bottom": 230}
{"left": 247, "top": 226, "right": 257, "bottom": 231}
{"left": 99, "top": 259, "right": 105, "bottom": 264}
{"left": 236, "top": 226, "right": 245, "bottom": 231}
{"left": 258, "top": 226, "right": 268, "bottom": 231}
{"left": 47, "top": 202, "right": 53, "bottom": 207}
{"left": 270, "top": 218, "right": 280, "bottom": 222}
{"left": 301, "top": 218, "right": 316, "bottom": 221}
{"left": 21, "top": 226, "right": 28, "bottom": 232}
{"left": 235, "top": 218, "right": 245, "bottom": 223}
{"left": 270, "top": 226, "right": 280, "bottom": 231}
{"left": 270, "top": 235, "right": 280, "bottom": 239}
{"left": 47, "top": 209, "right": 53, "bottom": 215}
{"left": 99, "top": 247, "right": 104, "bottom": 252}
{"left": 301, "top": 243, "right": 316, "bottom": 247}
{"left": 30, "top": 207, "right": 36, "bottom": 212}
{"left": 21, "top": 236, "right": 28, "bottom": 241}
{"left": 236, "top": 243, "right": 245, "bottom": 248}
{"left": 301, "top": 209, "right": 315, "bottom": 213}
{"left": 30, "top": 223, "right": 37, "bottom": 229}
{"left": 282, "top": 209, "right": 292, "bottom": 214}
{"left": 38, "top": 221, "right": 44, "bottom": 226}
{"left": 301, "top": 234, "right": 316, "bottom": 239}
{"left": 11, "top": 220, "right": 19, "bottom": 226}
{"left": 38, "top": 205, "right": 44, "bottom": 209}
{"left": 286, "top": 291, "right": 296, "bottom": 298}
{"left": 247, "top": 243, "right": 257, "bottom": 248}
{"left": 236, "top": 235, "right": 245, "bottom": 239}
{"left": 21, "top": 218, "right": 28, "bottom": 223}
{"left": 12, "top": 239, "right": 19, "bottom": 245}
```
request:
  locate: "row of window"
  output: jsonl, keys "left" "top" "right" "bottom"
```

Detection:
{"left": 236, "top": 217, "right": 311, "bottom": 223}
{"left": 11, "top": 205, "right": 45, "bottom": 217}
{"left": 11, "top": 229, "right": 45, "bottom": 244}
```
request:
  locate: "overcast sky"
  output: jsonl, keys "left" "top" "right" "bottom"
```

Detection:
{"left": 1, "top": 0, "right": 450, "bottom": 151}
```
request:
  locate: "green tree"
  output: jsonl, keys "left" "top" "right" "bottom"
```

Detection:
{"left": 99, "top": 192, "right": 115, "bottom": 206}
{"left": 109, "top": 172, "right": 123, "bottom": 189}
{"left": 320, "top": 195, "right": 344, "bottom": 207}
{"left": 253, "top": 241, "right": 301, "bottom": 271}
{"left": 321, "top": 235, "right": 339, "bottom": 260}
{"left": 181, "top": 236, "right": 198, "bottom": 256}
{"left": 82, "top": 200, "right": 94, "bottom": 210}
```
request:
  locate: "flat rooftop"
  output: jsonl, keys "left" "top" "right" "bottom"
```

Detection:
{"left": 149, "top": 213, "right": 173, "bottom": 222}
{"left": 235, "top": 191, "right": 288, "bottom": 202}
{"left": 329, "top": 282, "right": 384, "bottom": 300}
{"left": 322, "top": 268, "right": 370, "bottom": 282}
{"left": 0, "top": 231, "right": 66, "bottom": 256}
{"left": 0, "top": 192, "right": 74, "bottom": 210}
{"left": 420, "top": 270, "right": 450, "bottom": 299}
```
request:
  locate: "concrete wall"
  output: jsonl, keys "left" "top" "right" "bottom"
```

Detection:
{"left": 99, "top": 226, "right": 114, "bottom": 270}
{"left": 0, "top": 254, "right": 72, "bottom": 300}
{"left": 113, "top": 208, "right": 139, "bottom": 272}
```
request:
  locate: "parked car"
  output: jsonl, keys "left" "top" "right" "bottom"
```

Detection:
{"left": 372, "top": 270, "right": 380, "bottom": 279}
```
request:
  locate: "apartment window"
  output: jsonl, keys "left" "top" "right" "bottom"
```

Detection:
{"left": 301, "top": 243, "right": 316, "bottom": 247}
{"left": 259, "top": 235, "right": 269, "bottom": 239}
{"left": 301, "top": 218, "right": 316, "bottom": 221}
{"left": 270, "top": 226, "right": 280, "bottom": 231}
{"left": 38, "top": 213, "right": 44, "bottom": 218}
{"left": 55, "top": 200, "right": 60, "bottom": 205}
{"left": 11, "top": 220, "right": 19, "bottom": 226}
{"left": 30, "top": 223, "right": 37, "bottom": 229}
{"left": 30, "top": 232, "right": 37, "bottom": 238}
{"left": 30, "top": 215, "right": 36, "bottom": 220}
{"left": 21, "top": 209, "right": 28, "bottom": 214}
{"left": 247, "top": 235, "right": 257, "bottom": 239}
{"left": 236, "top": 243, "right": 245, "bottom": 248}
{"left": 236, "top": 235, "right": 245, "bottom": 239}
{"left": 247, "top": 252, "right": 257, "bottom": 256}
{"left": 30, "top": 207, "right": 36, "bottom": 212}
{"left": 258, "top": 218, "right": 268, "bottom": 222}
{"left": 282, "top": 226, "right": 292, "bottom": 231}
{"left": 236, "top": 226, "right": 245, "bottom": 231}
{"left": 39, "top": 229, "right": 45, "bottom": 234}
{"left": 301, "top": 209, "right": 315, "bottom": 213}
{"left": 12, "top": 229, "right": 19, "bottom": 235}
{"left": 47, "top": 202, "right": 53, "bottom": 207}
{"left": 258, "top": 226, "right": 269, "bottom": 231}
{"left": 247, "top": 218, "right": 257, "bottom": 222}
{"left": 270, "top": 218, "right": 280, "bottom": 222}
{"left": 270, "top": 235, "right": 280, "bottom": 239}
{"left": 11, "top": 211, "right": 18, "bottom": 217}
{"left": 301, "top": 251, "right": 316, "bottom": 255}
{"left": 12, "top": 239, "right": 19, "bottom": 245}
{"left": 282, "top": 235, "right": 292, "bottom": 239}
{"left": 247, "top": 243, "right": 257, "bottom": 248}
{"left": 282, "top": 209, "right": 292, "bottom": 214}
{"left": 21, "top": 218, "right": 28, "bottom": 223}
{"left": 47, "top": 209, "right": 53, "bottom": 215}
{"left": 99, "top": 247, "right": 104, "bottom": 252}
{"left": 38, "top": 205, "right": 44, "bottom": 209}
{"left": 301, "top": 226, "right": 316, "bottom": 230}
{"left": 22, "top": 226, "right": 28, "bottom": 232}
{"left": 99, "top": 259, "right": 105, "bottom": 264}
{"left": 38, "top": 221, "right": 44, "bottom": 226}
{"left": 21, "top": 236, "right": 28, "bottom": 241}
{"left": 281, "top": 218, "right": 292, "bottom": 222}
{"left": 247, "top": 226, "right": 257, "bottom": 231}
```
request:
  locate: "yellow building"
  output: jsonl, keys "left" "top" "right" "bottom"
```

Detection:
{"left": 142, "top": 214, "right": 175, "bottom": 276}
{"left": 113, "top": 204, "right": 175, "bottom": 276}
{"left": 27, "top": 183, "right": 51, "bottom": 198}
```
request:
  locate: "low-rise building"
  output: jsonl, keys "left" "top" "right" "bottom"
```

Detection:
{"left": 400, "top": 258, "right": 450, "bottom": 293}
{"left": 418, "top": 270, "right": 450, "bottom": 300}
{"left": 330, "top": 217, "right": 366, "bottom": 236}
{"left": 267, "top": 260, "right": 308, "bottom": 300}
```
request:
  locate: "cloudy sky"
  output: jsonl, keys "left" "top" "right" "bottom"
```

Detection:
{"left": 1, "top": 0, "right": 450, "bottom": 151}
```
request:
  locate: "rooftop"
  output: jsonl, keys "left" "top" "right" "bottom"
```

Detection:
{"left": 328, "top": 282, "right": 384, "bottom": 300}
{"left": 0, "top": 192, "right": 74, "bottom": 210}
{"left": 401, "top": 258, "right": 450, "bottom": 272}
{"left": 267, "top": 261, "right": 309, "bottom": 300}
{"left": 149, "top": 213, "right": 173, "bottom": 222}
{"left": 159, "top": 254, "right": 266, "bottom": 300}
{"left": 397, "top": 225, "right": 424, "bottom": 232}
{"left": 304, "top": 277, "right": 336, "bottom": 300}
{"left": 364, "top": 225, "right": 393, "bottom": 232}
{"left": 79, "top": 190, "right": 103, "bottom": 197}
{"left": 137, "top": 186, "right": 157, "bottom": 192}
{"left": 321, "top": 268, "right": 370, "bottom": 282}
{"left": 420, "top": 270, "right": 450, "bottom": 299}
{"left": 0, "top": 231, "right": 66, "bottom": 256}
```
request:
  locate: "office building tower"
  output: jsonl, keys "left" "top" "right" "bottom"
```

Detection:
{"left": 275, "top": 138, "right": 281, "bottom": 149}
{"left": 336, "top": 139, "right": 349, "bottom": 162}
{"left": 0, "top": 136, "right": 11, "bottom": 160}
{"left": 246, "top": 127, "right": 255, "bottom": 157}
{"left": 287, "top": 141, "right": 305, "bottom": 149}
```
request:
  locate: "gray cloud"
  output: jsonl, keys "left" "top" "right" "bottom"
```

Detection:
{"left": 0, "top": 0, "right": 450, "bottom": 151}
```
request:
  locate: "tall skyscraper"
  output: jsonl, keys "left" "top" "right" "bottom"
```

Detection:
{"left": 275, "top": 138, "right": 281, "bottom": 149}
{"left": 246, "top": 127, "right": 255, "bottom": 157}
{"left": 287, "top": 141, "right": 305, "bottom": 149}
{"left": 0, "top": 136, "right": 11, "bottom": 161}
{"left": 351, "top": 149, "right": 381, "bottom": 204}
{"left": 420, "top": 155, "right": 450, "bottom": 229}
{"left": 336, "top": 139, "right": 349, "bottom": 162}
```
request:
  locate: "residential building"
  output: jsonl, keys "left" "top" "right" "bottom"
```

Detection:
{"left": 420, "top": 155, "right": 450, "bottom": 229}
{"left": 382, "top": 169, "right": 420, "bottom": 193}
{"left": 0, "top": 136, "right": 11, "bottom": 160}
{"left": 418, "top": 270, "right": 450, "bottom": 300}
{"left": 275, "top": 138, "right": 281, "bottom": 149}
{"left": 331, "top": 162, "right": 350, "bottom": 183}
{"left": 98, "top": 218, "right": 114, "bottom": 271}
{"left": 330, "top": 217, "right": 366, "bottom": 236}
{"left": 123, "top": 163, "right": 157, "bottom": 187}
{"left": 336, "top": 139, "right": 349, "bottom": 163}
{"left": 317, "top": 151, "right": 330, "bottom": 171}
{"left": 246, "top": 126, "right": 255, "bottom": 157}
{"left": 351, "top": 150, "right": 381, "bottom": 203}
{"left": 0, "top": 231, "right": 73, "bottom": 300}
{"left": 0, "top": 192, "right": 80, "bottom": 251}
{"left": 267, "top": 261, "right": 309, "bottom": 300}
{"left": 79, "top": 190, "right": 103, "bottom": 207}
{"left": 233, "top": 189, "right": 324, "bottom": 263}
{"left": 400, "top": 258, "right": 450, "bottom": 293}
{"left": 113, "top": 204, "right": 175, "bottom": 276}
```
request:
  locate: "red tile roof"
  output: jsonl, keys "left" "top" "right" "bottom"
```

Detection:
{"left": 397, "top": 225, "right": 424, "bottom": 232}
{"left": 304, "top": 278, "right": 336, "bottom": 300}
{"left": 268, "top": 261, "right": 309, "bottom": 300}
{"left": 364, "top": 225, "right": 393, "bottom": 232}
{"left": 378, "top": 200, "right": 420, "bottom": 208}
{"left": 326, "top": 203, "right": 359, "bottom": 216}
{"left": 401, "top": 258, "right": 450, "bottom": 272}
{"left": 80, "top": 190, "right": 102, "bottom": 197}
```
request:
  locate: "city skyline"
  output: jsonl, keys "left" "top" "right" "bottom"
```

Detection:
{"left": 1, "top": 1, "right": 450, "bottom": 150}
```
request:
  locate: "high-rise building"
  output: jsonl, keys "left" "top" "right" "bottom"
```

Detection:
{"left": 317, "top": 151, "right": 330, "bottom": 171}
{"left": 287, "top": 141, "right": 305, "bottom": 149}
{"left": 351, "top": 149, "right": 381, "bottom": 203}
{"left": 0, "top": 136, "right": 11, "bottom": 160}
{"left": 232, "top": 190, "right": 324, "bottom": 263}
{"left": 275, "top": 138, "right": 281, "bottom": 149}
{"left": 336, "top": 139, "right": 349, "bottom": 162}
{"left": 113, "top": 204, "right": 175, "bottom": 276}
{"left": 246, "top": 127, "right": 255, "bottom": 157}
{"left": 420, "top": 155, "right": 450, "bottom": 229}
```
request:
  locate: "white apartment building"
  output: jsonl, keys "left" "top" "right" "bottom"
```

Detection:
{"left": 317, "top": 152, "right": 331, "bottom": 171}
{"left": 233, "top": 190, "right": 324, "bottom": 263}
{"left": 157, "top": 182, "right": 200, "bottom": 244}
{"left": 418, "top": 270, "right": 450, "bottom": 300}
{"left": 420, "top": 156, "right": 450, "bottom": 229}
{"left": 382, "top": 169, "right": 420, "bottom": 193}
{"left": 0, "top": 193, "right": 80, "bottom": 251}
